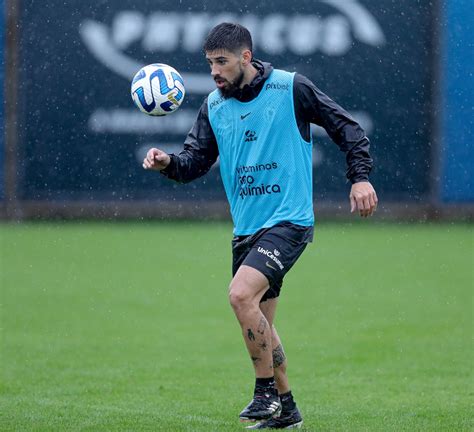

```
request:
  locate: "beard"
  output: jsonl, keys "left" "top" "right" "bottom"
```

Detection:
{"left": 217, "top": 69, "right": 245, "bottom": 99}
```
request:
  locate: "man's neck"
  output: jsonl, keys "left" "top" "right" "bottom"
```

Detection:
{"left": 240, "top": 63, "right": 259, "bottom": 88}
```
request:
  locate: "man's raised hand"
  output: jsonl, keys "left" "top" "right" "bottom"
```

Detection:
{"left": 142, "top": 148, "right": 171, "bottom": 171}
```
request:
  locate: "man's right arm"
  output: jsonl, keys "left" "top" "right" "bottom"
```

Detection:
{"left": 144, "top": 98, "right": 219, "bottom": 183}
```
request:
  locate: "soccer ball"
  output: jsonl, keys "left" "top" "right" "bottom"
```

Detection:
{"left": 131, "top": 64, "right": 185, "bottom": 116}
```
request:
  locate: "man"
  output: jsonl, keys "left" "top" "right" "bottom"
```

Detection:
{"left": 143, "top": 23, "right": 377, "bottom": 429}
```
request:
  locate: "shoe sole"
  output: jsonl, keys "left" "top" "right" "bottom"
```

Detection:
{"left": 286, "top": 420, "right": 303, "bottom": 429}
{"left": 245, "top": 419, "right": 303, "bottom": 429}
{"left": 239, "top": 406, "right": 282, "bottom": 423}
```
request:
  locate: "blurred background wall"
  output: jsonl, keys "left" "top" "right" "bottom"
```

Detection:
{"left": 0, "top": 0, "right": 4, "bottom": 204}
{"left": 1, "top": 0, "right": 472, "bottom": 220}
{"left": 440, "top": 0, "right": 473, "bottom": 204}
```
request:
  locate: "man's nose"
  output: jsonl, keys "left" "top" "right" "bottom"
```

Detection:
{"left": 211, "top": 64, "right": 221, "bottom": 77}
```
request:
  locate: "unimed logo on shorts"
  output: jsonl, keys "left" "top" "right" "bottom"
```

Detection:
{"left": 257, "top": 247, "right": 284, "bottom": 270}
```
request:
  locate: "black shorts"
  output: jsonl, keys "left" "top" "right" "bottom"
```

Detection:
{"left": 232, "top": 221, "right": 313, "bottom": 302}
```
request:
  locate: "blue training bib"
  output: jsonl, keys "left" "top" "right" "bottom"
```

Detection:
{"left": 208, "top": 69, "right": 314, "bottom": 235}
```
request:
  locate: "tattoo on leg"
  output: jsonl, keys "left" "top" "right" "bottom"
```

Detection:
{"left": 247, "top": 329, "right": 256, "bottom": 341}
{"left": 257, "top": 317, "right": 267, "bottom": 335}
{"left": 272, "top": 344, "right": 286, "bottom": 368}
{"left": 251, "top": 356, "right": 261, "bottom": 365}
{"left": 258, "top": 341, "right": 268, "bottom": 351}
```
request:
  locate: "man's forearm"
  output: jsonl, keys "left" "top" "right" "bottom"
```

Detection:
{"left": 160, "top": 149, "right": 217, "bottom": 183}
{"left": 345, "top": 136, "right": 373, "bottom": 184}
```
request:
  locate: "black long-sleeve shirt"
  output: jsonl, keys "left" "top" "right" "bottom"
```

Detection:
{"left": 162, "top": 60, "right": 373, "bottom": 184}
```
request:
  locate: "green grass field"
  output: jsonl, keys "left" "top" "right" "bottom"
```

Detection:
{"left": 1, "top": 222, "right": 472, "bottom": 431}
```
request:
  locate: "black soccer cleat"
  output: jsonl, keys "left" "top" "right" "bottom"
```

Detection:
{"left": 239, "top": 388, "right": 282, "bottom": 422}
{"left": 245, "top": 406, "right": 303, "bottom": 429}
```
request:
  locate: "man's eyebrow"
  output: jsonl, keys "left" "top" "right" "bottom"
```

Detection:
{"left": 207, "top": 56, "right": 228, "bottom": 61}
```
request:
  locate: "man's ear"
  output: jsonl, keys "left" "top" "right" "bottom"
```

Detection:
{"left": 241, "top": 49, "right": 252, "bottom": 66}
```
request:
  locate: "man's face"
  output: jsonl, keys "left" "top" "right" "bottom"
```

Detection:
{"left": 205, "top": 49, "right": 245, "bottom": 98}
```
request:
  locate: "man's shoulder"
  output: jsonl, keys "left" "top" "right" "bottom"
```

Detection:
{"left": 271, "top": 68, "right": 295, "bottom": 78}
{"left": 292, "top": 73, "right": 320, "bottom": 106}
{"left": 293, "top": 73, "right": 316, "bottom": 88}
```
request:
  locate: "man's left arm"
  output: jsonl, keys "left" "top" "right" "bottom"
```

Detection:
{"left": 293, "top": 73, "right": 378, "bottom": 217}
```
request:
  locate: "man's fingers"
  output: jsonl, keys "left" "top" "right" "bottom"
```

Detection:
{"left": 350, "top": 182, "right": 378, "bottom": 217}
{"left": 147, "top": 148, "right": 159, "bottom": 163}
{"left": 143, "top": 149, "right": 170, "bottom": 171}
{"left": 355, "top": 196, "right": 365, "bottom": 217}
{"left": 354, "top": 195, "right": 371, "bottom": 217}
{"left": 369, "top": 194, "right": 377, "bottom": 210}
{"left": 368, "top": 193, "right": 377, "bottom": 216}
{"left": 369, "top": 193, "right": 376, "bottom": 209}
{"left": 143, "top": 147, "right": 171, "bottom": 171}
{"left": 363, "top": 197, "right": 371, "bottom": 217}
{"left": 350, "top": 195, "right": 357, "bottom": 213}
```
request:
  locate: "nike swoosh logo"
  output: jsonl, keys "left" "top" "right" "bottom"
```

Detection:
{"left": 265, "top": 261, "right": 277, "bottom": 271}
{"left": 240, "top": 112, "right": 251, "bottom": 120}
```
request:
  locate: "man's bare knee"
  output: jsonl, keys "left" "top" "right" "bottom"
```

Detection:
{"left": 229, "top": 284, "right": 254, "bottom": 311}
{"left": 229, "top": 265, "right": 269, "bottom": 311}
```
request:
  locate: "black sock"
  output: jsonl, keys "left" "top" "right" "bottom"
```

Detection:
{"left": 280, "top": 390, "right": 296, "bottom": 412}
{"left": 255, "top": 376, "right": 275, "bottom": 392}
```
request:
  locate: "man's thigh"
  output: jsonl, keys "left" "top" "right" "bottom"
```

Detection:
{"left": 230, "top": 264, "right": 270, "bottom": 302}
{"left": 243, "top": 225, "right": 308, "bottom": 289}
{"left": 232, "top": 222, "right": 311, "bottom": 301}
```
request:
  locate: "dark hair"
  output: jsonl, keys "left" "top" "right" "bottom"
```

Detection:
{"left": 203, "top": 23, "right": 253, "bottom": 54}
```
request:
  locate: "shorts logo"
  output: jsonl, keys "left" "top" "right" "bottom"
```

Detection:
{"left": 265, "top": 261, "right": 277, "bottom": 271}
{"left": 274, "top": 249, "right": 280, "bottom": 257}
{"left": 258, "top": 247, "right": 284, "bottom": 270}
